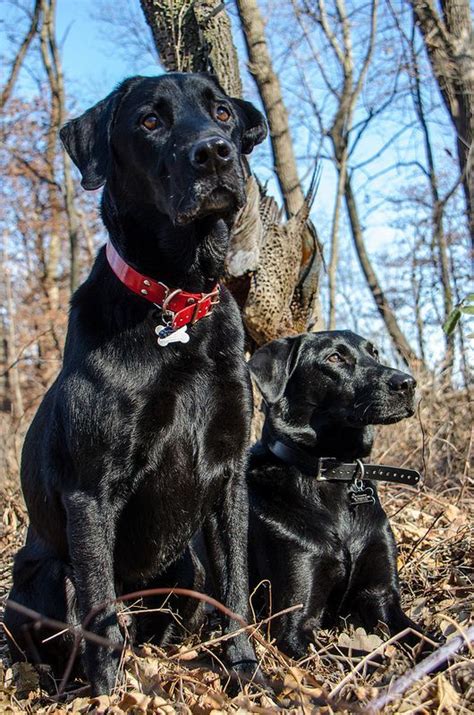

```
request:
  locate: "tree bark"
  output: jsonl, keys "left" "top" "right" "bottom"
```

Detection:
{"left": 411, "top": 47, "right": 454, "bottom": 373}
{"left": 5, "top": 266, "right": 24, "bottom": 419}
{"left": 40, "top": 0, "right": 81, "bottom": 293}
{"left": 327, "top": 147, "right": 348, "bottom": 329}
{"left": 139, "top": 0, "right": 242, "bottom": 96}
{"left": 236, "top": 0, "right": 305, "bottom": 218}
{"left": 0, "top": 1, "right": 41, "bottom": 110}
{"left": 39, "top": 0, "right": 61, "bottom": 319}
{"left": 344, "top": 176, "right": 420, "bottom": 367}
{"left": 409, "top": 0, "right": 473, "bottom": 242}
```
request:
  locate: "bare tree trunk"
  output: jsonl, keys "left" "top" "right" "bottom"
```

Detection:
{"left": 409, "top": 0, "right": 473, "bottom": 242}
{"left": 410, "top": 249, "right": 426, "bottom": 364}
{"left": 411, "top": 42, "right": 454, "bottom": 374}
{"left": 39, "top": 0, "right": 61, "bottom": 319}
{"left": 236, "top": 0, "right": 305, "bottom": 218}
{"left": 64, "top": 155, "right": 81, "bottom": 292}
{"left": 296, "top": 0, "right": 422, "bottom": 365}
{"left": 344, "top": 176, "right": 420, "bottom": 367}
{"left": 0, "top": 1, "right": 41, "bottom": 110}
{"left": 0, "top": 238, "right": 12, "bottom": 413}
{"left": 327, "top": 147, "right": 348, "bottom": 329}
{"left": 39, "top": 0, "right": 81, "bottom": 295}
{"left": 139, "top": 0, "right": 242, "bottom": 96}
{"left": 4, "top": 267, "right": 24, "bottom": 419}
{"left": 44, "top": 0, "right": 81, "bottom": 291}
{"left": 0, "top": 316, "right": 11, "bottom": 413}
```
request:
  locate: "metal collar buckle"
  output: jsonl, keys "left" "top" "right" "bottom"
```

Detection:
{"left": 316, "top": 457, "right": 336, "bottom": 481}
{"left": 194, "top": 287, "right": 220, "bottom": 323}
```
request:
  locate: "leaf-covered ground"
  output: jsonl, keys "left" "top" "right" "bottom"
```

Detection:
{"left": 1, "top": 480, "right": 473, "bottom": 714}
{"left": 1, "top": 386, "right": 473, "bottom": 713}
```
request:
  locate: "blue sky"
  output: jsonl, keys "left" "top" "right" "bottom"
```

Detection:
{"left": 55, "top": 2, "right": 157, "bottom": 92}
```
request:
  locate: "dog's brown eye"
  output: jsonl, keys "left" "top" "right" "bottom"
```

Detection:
{"left": 142, "top": 114, "right": 159, "bottom": 131}
{"left": 215, "top": 105, "right": 231, "bottom": 122}
{"left": 327, "top": 353, "right": 343, "bottom": 363}
{"left": 368, "top": 345, "right": 380, "bottom": 361}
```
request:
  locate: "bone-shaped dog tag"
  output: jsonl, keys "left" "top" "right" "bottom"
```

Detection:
{"left": 349, "top": 484, "right": 375, "bottom": 507}
{"left": 155, "top": 324, "right": 190, "bottom": 347}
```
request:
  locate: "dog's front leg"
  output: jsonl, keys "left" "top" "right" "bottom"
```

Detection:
{"left": 65, "top": 491, "right": 123, "bottom": 695}
{"left": 204, "top": 472, "right": 261, "bottom": 684}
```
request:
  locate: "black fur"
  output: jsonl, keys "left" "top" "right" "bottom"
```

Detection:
{"left": 247, "top": 330, "right": 425, "bottom": 658}
{"left": 5, "top": 72, "right": 267, "bottom": 694}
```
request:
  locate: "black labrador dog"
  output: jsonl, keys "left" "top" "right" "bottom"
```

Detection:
{"left": 5, "top": 72, "right": 267, "bottom": 694}
{"left": 247, "top": 330, "right": 425, "bottom": 659}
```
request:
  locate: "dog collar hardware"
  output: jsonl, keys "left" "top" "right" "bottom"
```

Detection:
{"left": 106, "top": 242, "right": 220, "bottom": 342}
{"left": 263, "top": 439, "right": 421, "bottom": 487}
{"left": 347, "top": 460, "right": 376, "bottom": 506}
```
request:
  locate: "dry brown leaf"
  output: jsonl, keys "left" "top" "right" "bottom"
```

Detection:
{"left": 436, "top": 674, "right": 460, "bottom": 713}
{"left": 117, "top": 691, "right": 152, "bottom": 712}
{"left": 174, "top": 647, "right": 199, "bottom": 661}
{"left": 337, "top": 627, "right": 384, "bottom": 654}
{"left": 13, "top": 661, "right": 40, "bottom": 699}
{"left": 128, "top": 656, "right": 165, "bottom": 695}
{"left": 88, "top": 694, "right": 112, "bottom": 713}
{"left": 70, "top": 697, "right": 95, "bottom": 713}
{"left": 150, "top": 695, "right": 177, "bottom": 713}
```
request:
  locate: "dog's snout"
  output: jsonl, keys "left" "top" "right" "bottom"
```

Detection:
{"left": 388, "top": 373, "right": 416, "bottom": 393}
{"left": 190, "top": 137, "right": 233, "bottom": 173}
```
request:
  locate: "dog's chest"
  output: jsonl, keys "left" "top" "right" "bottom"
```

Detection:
{"left": 111, "top": 353, "right": 249, "bottom": 581}
{"left": 251, "top": 468, "right": 381, "bottom": 550}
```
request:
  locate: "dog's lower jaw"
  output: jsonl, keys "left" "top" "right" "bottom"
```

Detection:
{"left": 174, "top": 193, "right": 241, "bottom": 226}
{"left": 170, "top": 172, "right": 246, "bottom": 226}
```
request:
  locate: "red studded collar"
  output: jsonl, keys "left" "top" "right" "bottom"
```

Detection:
{"left": 106, "top": 241, "right": 220, "bottom": 346}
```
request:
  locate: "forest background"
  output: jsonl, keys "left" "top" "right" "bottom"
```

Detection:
{"left": 0, "top": 1, "right": 472, "bottom": 712}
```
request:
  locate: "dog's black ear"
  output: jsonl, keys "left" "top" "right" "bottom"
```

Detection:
{"left": 231, "top": 98, "right": 268, "bottom": 154}
{"left": 60, "top": 79, "right": 136, "bottom": 190}
{"left": 248, "top": 336, "right": 302, "bottom": 404}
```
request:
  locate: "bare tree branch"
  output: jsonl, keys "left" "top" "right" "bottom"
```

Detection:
{"left": 0, "top": 0, "right": 41, "bottom": 111}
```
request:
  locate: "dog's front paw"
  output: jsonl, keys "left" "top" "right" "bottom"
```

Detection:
{"left": 89, "top": 664, "right": 118, "bottom": 697}
{"left": 85, "top": 625, "right": 124, "bottom": 695}
{"left": 226, "top": 636, "right": 270, "bottom": 692}
{"left": 277, "top": 635, "right": 308, "bottom": 661}
{"left": 401, "top": 629, "right": 443, "bottom": 664}
{"left": 228, "top": 659, "right": 271, "bottom": 694}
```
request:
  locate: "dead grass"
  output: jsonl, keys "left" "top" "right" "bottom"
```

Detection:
{"left": 0, "top": 379, "right": 472, "bottom": 713}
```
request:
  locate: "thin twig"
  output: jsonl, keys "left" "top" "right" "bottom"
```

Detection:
{"left": 364, "top": 625, "right": 474, "bottom": 713}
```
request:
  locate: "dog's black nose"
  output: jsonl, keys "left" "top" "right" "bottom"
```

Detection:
{"left": 388, "top": 372, "right": 417, "bottom": 392}
{"left": 190, "top": 137, "right": 233, "bottom": 173}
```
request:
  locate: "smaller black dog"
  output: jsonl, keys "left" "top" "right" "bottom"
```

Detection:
{"left": 247, "top": 330, "right": 425, "bottom": 658}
